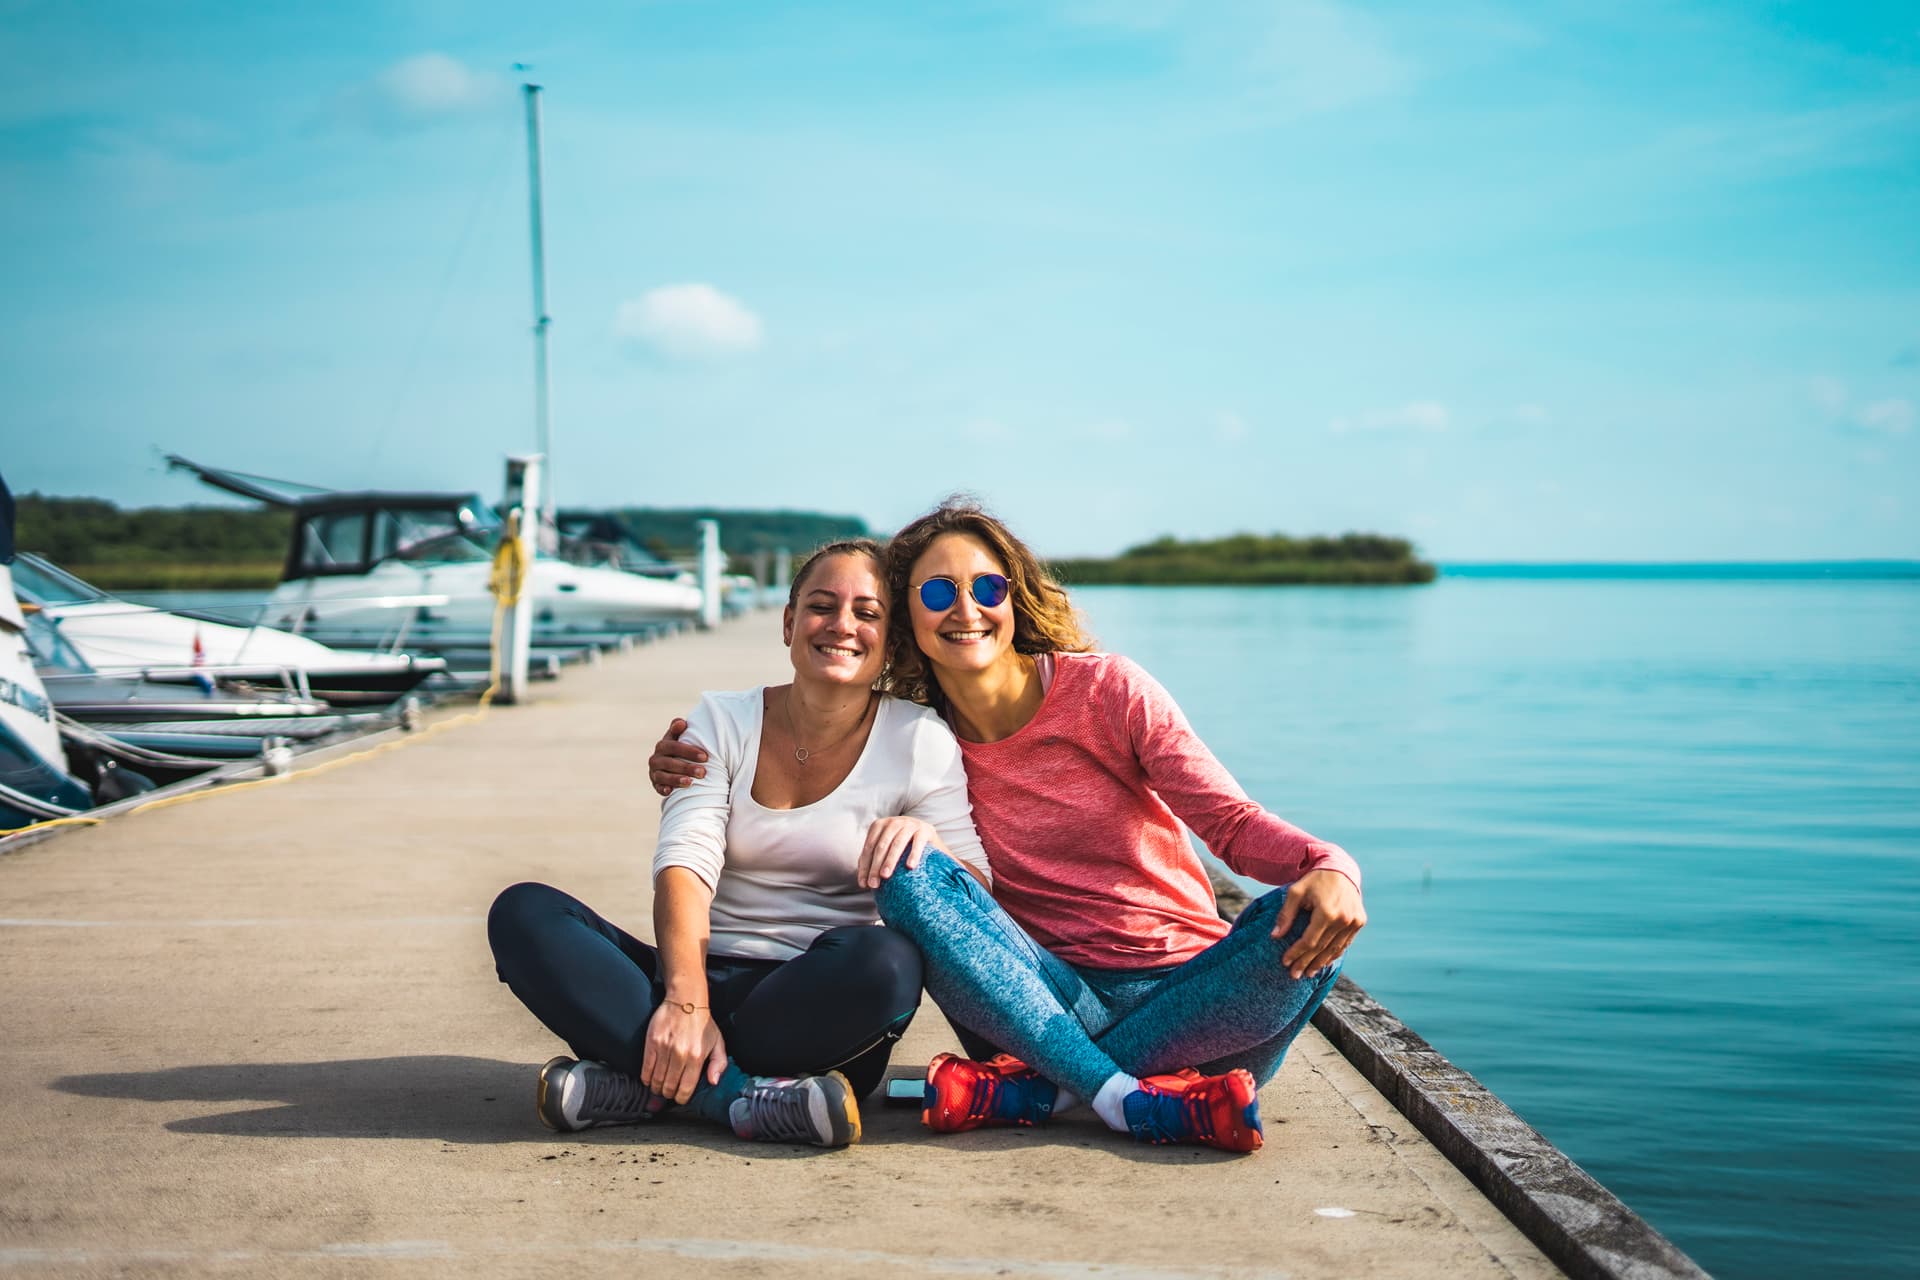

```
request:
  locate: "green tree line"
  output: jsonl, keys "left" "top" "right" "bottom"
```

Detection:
{"left": 15, "top": 495, "right": 293, "bottom": 566}
{"left": 1051, "top": 532, "right": 1436, "bottom": 586}
{"left": 614, "top": 508, "right": 871, "bottom": 560}
{"left": 12, "top": 494, "right": 873, "bottom": 589}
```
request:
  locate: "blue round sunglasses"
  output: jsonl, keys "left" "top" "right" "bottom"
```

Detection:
{"left": 913, "top": 573, "right": 1010, "bottom": 612}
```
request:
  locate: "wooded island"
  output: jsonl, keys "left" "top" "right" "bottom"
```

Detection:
{"left": 1052, "top": 532, "right": 1436, "bottom": 586}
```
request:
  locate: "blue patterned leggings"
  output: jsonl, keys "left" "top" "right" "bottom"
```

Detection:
{"left": 874, "top": 850, "right": 1339, "bottom": 1103}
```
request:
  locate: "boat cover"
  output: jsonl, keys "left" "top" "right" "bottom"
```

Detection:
{"left": 165, "top": 455, "right": 339, "bottom": 507}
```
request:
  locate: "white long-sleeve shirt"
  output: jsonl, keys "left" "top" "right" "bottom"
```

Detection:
{"left": 654, "top": 688, "right": 991, "bottom": 961}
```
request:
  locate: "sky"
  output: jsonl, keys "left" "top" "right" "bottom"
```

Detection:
{"left": 2, "top": 0, "right": 1916, "bottom": 560}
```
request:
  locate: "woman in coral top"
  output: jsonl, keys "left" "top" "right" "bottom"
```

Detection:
{"left": 652, "top": 501, "right": 1366, "bottom": 1153}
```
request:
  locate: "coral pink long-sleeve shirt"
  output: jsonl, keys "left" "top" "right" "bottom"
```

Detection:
{"left": 955, "top": 652, "right": 1361, "bottom": 969}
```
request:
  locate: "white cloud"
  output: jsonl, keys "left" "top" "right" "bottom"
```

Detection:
{"left": 1330, "top": 400, "right": 1450, "bottom": 433}
{"left": 615, "top": 284, "right": 765, "bottom": 359}
{"left": 1811, "top": 378, "right": 1914, "bottom": 437}
{"left": 1809, "top": 375, "right": 1849, "bottom": 419}
{"left": 1058, "top": 0, "right": 1410, "bottom": 119}
{"left": 1857, "top": 399, "right": 1914, "bottom": 437}
{"left": 1079, "top": 419, "right": 1133, "bottom": 442}
{"left": 337, "top": 54, "right": 507, "bottom": 131}
{"left": 1511, "top": 403, "right": 1551, "bottom": 427}
{"left": 1217, "top": 411, "right": 1249, "bottom": 442}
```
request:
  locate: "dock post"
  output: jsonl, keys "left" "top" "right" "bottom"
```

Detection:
{"left": 497, "top": 454, "right": 541, "bottom": 704}
{"left": 752, "top": 548, "right": 772, "bottom": 608}
{"left": 773, "top": 546, "right": 793, "bottom": 603}
{"left": 697, "top": 519, "right": 723, "bottom": 631}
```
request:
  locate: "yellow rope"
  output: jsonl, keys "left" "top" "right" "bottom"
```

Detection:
{"left": 1, "top": 811, "right": 104, "bottom": 835}
{"left": 1, "top": 525, "right": 537, "bottom": 839}
{"left": 483, "top": 520, "right": 530, "bottom": 703}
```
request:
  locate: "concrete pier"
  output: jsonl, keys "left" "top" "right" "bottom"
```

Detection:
{"left": 1, "top": 615, "right": 1561, "bottom": 1279}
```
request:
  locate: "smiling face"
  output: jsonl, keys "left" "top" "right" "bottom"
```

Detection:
{"left": 782, "top": 552, "right": 890, "bottom": 689}
{"left": 907, "top": 532, "right": 1019, "bottom": 680}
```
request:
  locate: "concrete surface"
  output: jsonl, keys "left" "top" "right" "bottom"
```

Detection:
{"left": 0, "top": 612, "right": 1560, "bottom": 1279}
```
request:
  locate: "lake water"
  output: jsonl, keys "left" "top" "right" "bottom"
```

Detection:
{"left": 129, "top": 574, "right": 1920, "bottom": 1275}
{"left": 1071, "top": 576, "right": 1920, "bottom": 1280}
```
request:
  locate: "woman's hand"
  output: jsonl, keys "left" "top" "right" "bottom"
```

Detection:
{"left": 641, "top": 999, "right": 727, "bottom": 1105}
{"left": 649, "top": 718, "right": 709, "bottom": 797}
{"left": 857, "top": 816, "right": 940, "bottom": 889}
{"left": 1272, "top": 869, "right": 1367, "bottom": 980}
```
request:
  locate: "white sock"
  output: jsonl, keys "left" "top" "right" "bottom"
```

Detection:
{"left": 1051, "top": 1087, "right": 1081, "bottom": 1116}
{"left": 1091, "top": 1073, "right": 1140, "bottom": 1132}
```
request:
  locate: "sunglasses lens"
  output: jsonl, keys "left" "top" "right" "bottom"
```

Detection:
{"left": 918, "top": 578, "right": 960, "bottom": 611}
{"left": 972, "top": 574, "right": 1010, "bottom": 607}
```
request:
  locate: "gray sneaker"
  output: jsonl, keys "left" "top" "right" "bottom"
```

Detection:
{"left": 536, "top": 1056, "right": 659, "bottom": 1132}
{"left": 727, "top": 1071, "right": 860, "bottom": 1148}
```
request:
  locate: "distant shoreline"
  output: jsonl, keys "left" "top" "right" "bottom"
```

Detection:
{"left": 1439, "top": 561, "right": 1920, "bottom": 580}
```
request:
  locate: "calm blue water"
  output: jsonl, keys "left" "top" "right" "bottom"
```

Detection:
{"left": 1072, "top": 578, "right": 1920, "bottom": 1280}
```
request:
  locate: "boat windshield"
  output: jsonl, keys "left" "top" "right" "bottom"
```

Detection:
{"left": 10, "top": 554, "right": 112, "bottom": 606}
{"left": 290, "top": 500, "right": 500, "bottom": 577}
{"left": 374, "top": 508, "right": 494, "bottom": 564}
{"left": 390, "top": 529, "right": 492, "bottom": 564}
{"left": 22, "top": 608, "right": 93, "bottom": 674}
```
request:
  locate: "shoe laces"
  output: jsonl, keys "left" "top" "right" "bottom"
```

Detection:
{"left": 579, "top": 1064, "right": 653, "bottom": 1122}
{"left": 1128, "top": 1082, "right": 1215, "bottom": 1145}
{"left": 980, "top": 1066, "right": 1050, "bottom": 1124}
{"left": 738, "top": 1079, "right": 820, "bottom": 1143}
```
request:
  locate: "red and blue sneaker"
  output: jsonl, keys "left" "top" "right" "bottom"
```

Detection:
{"left": 922, "top": 1052, "right": 1058, "bottom": 1132}
{"left": 1123, "top": 1068, "right": 1263, "bottom": 1152}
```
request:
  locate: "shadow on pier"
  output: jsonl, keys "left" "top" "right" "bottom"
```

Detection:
{"left": 55, "top": 1055, "right": 588, "bottom": 1145}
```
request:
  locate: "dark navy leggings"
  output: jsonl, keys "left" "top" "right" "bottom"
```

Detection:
{"left": 487, "top": 881, "right": 923, "bottom": 1099}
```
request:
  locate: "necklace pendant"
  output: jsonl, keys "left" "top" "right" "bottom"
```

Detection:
{"left": 794, "top": 747, "right": 810, "bottom": 764}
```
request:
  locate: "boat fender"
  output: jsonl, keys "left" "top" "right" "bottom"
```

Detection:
{"left": 93, "top": 757, "right": 157, "bottom": 805}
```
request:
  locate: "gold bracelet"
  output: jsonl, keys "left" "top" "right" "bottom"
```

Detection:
{"left": 665, "top": 999, "right": 708, "bottom": 1014}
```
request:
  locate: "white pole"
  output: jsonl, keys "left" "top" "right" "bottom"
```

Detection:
{"left": 697, "top": 519, "right": 723, "bottom": 630}
{"left": 498, "top": 454, "right": 542, "bottom": 704}
{"left": 773, "top": 547, "right": 793, "bottom": 603}
{"left": 522, "top": 83, "right": 555, "bottom": 551}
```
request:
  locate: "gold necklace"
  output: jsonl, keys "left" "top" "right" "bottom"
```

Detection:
{"left": 783, "top": 689, "right": 872, "bottom": 765}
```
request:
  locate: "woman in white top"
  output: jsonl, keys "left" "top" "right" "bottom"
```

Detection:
{"left": 487, "top": 540, "right": 990, "bottom": 1147}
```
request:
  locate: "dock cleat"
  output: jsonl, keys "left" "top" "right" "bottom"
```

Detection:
{"left": 727, "top": 1071, "right": 860, "bottom": 1148}
{"left": 923, "top": 1052, "right": 1058, "bottom": 1132}
{"left": 1124, "top": 1068, "right": 1263, "bottom": 1153}
{"left": 536, "top": 1056, "right": 662, "bottom": 1132}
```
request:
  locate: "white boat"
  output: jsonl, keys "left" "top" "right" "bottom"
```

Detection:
{"left": 10, "top": 553, "right": 449, "bottom": 705}
{"left": 165, "top": 457, "right": 705, "bottom": 650}
{"left": 0, "top": 473, "right": 94, "bottom": 831}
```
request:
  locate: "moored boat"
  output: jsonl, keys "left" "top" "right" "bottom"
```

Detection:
{"left": 166, "top": 456, "right": 705, "bottom": 650}
{"left": 0, "top": 473, "right": 98, "bottom": 831}
{"left": 10, "top": 552, "right": 449, "bottom": 705}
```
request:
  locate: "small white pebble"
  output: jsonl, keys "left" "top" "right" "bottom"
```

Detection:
{"left": 1315, "top": 1207, "right": 1356, "bottom": 1219}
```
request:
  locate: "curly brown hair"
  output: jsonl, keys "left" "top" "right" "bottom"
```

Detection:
{"left": 784, "top": 538, "right": 902, "bottom": 690}
{"left": 882, "top": 497, "right": 1094, "bottom": 707}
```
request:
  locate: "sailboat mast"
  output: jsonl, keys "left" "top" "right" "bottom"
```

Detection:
{"left": 522, "top": 82, "right": 553, "bottom": 540}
